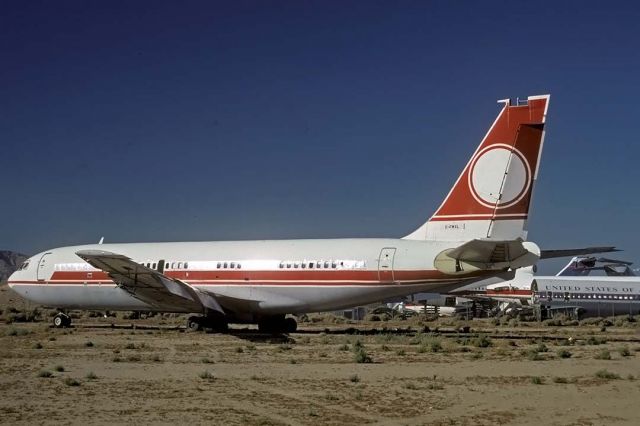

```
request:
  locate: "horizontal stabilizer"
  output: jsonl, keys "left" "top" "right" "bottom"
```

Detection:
{"left": 434, "top": 239, "right": 540, "bottom": 275}
{"left": 539, "top": 246, "right": 618, "bottom": 259}
{"left": 76, "top": 250, "right": 223, "bottom": 314}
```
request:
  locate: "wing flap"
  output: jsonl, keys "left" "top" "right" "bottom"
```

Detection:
{"left": 76, "top": 250, "right": 223, "bottom": 314}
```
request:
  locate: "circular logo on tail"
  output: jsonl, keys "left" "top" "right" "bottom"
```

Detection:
{"left": 468, "top": 144, "right": 531, "bottom": 209}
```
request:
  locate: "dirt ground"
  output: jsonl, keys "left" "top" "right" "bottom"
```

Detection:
{"left": 2, "top": 285, "right": 640, "bottom": 425}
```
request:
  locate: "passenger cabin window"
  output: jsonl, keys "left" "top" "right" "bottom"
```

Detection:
{"left": 309, "top": 262, "right": 314, "bottom": 269}
{"left": 152, "top": 262, "right": 157, "bottom": 270}
{"left": 217, "top": 262, "right": 221, "bottom": 269}
{"left": 224, "top": 262, "right": 228, "bottom": 268}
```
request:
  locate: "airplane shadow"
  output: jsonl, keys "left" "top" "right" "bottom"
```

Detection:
{"left": 223, "top": 325, "right": 430, "bottom": 343}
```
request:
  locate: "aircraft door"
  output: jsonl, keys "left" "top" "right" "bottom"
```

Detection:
{"left": 37, "top": 252, "right": 52, "bottom": 281}
{"left": 378, "top": 248, "right": 396, "bottom": 283}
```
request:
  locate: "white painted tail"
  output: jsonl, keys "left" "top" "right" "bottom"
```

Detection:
{"left": 404, "top": 94, "right": 550, "bottom": 242}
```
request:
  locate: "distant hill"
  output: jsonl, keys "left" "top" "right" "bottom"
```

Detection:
{"left": 0, "top": 250, "right": 28, "bottom": 282}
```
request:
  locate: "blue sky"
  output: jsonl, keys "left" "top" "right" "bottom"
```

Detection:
{"left": 1, "top": 1, "right": 639, "bottom": 273}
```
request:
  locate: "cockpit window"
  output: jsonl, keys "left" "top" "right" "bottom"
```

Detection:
{"left": 19, "top": 261, "right": 30, "bottom": 270}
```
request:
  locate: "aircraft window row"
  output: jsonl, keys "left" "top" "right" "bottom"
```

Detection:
{"left": 139, "top": 261, "right": 243, "bottom": 270}
{"left": 277, "top": 260, "right": 364, "bottom": 269}
{"left": 538, "top": 292, "right": 640, "bottom": 301}
{"left": 141, "top": 262, "right": 190, "bottom": 270}
{"left": 216, "top": 262, "right": 241, "bottom": 269}
{"left": 55, "top": 263, "right": 94, "bottom": 271}
{"left": 574, "top": 294, "right": 639, "bottom": 300}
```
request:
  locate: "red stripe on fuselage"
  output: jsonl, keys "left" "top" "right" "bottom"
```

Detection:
{"left": 27, "top": 269, "right": 487, "bottom": 286}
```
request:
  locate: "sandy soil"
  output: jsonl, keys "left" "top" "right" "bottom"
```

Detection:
{"left": 2, "top": 285, "right": 640, "bottom": 425}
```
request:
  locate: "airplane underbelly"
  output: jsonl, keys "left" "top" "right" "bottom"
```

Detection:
{"left": 9, "top": 283, "right": 159, "bottom": 311}
{"left": 198, "top": 281, "right": 468, "bottom": 315}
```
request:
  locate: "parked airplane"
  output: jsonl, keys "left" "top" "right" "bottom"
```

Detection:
{"left": 462, "top": 257, "right": 640, "bottom": 318}
{"left": 10, "top": 94, "right": 559, "bottom": 332}
{"left": 534, "top": 257, "right": 640, "bottom": 318}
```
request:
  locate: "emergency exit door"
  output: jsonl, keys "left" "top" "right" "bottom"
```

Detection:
{"left": 378, "top": 248, "right": 396, "bottom": 283}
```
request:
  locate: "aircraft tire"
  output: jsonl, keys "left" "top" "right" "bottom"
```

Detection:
{"left": 258, "top": 315, "right": 295, "bottom": 334}
{"left": 53, "top": 313, "right": 70, "bottom": 328}
{"left": 187, "top": 316, "right": 202, "bottom": 332}
{"left": 284, "top": 317, "right": 297, "bottom": 333}
{"left": 203, "top": 320, "right": 229, "bottom": 334}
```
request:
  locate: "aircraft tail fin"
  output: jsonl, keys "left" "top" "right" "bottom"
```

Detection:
{"left": 404, "top": 95, "right": 550, "bottom": 241}
{"left": 556, "top": 257, "right": 595, "bottom": 276}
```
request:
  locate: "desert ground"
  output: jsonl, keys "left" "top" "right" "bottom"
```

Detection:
{"left": 2, "top": 284, "right": 640, "bottom": 426}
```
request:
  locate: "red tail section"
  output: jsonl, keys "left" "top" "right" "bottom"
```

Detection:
{"left": 405, "top": 95, "right": 550, "bottom": 241}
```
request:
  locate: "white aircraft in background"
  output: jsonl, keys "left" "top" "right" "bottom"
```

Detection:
{"left": 534, "top": 257, "right": 640, "bottom": 318}
{"left": 458, "top": 257, "right": 640, "bottom": 318}
{"left": 9, "top": 94, "right": 575, "bottom": 332}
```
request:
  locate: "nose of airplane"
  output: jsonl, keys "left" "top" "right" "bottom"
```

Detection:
{"left": 7, "top": 269, "right": 19, "bottom": 287}
{"left": 7, "top": 256, "right": 33, "bottom": 287}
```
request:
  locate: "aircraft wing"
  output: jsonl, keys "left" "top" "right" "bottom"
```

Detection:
{"left": 539, "top": 246, "right": 618, "bottom": 259}
{"left": 76, "top": 250, "right": 223, "bottom": 314}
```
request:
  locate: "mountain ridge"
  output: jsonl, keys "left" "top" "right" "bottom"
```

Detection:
{"left": 0, "top": 250, "right": 29, "bottom": 282}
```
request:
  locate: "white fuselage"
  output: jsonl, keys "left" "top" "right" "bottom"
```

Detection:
{"left": 533, "top": 276, "right": 640, "bottom": 317}
{"left": 8, "top": 238, "right": 496, "bottom": 321}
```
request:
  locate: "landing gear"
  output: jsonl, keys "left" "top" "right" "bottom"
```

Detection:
{"left": 187, "top": 316, "right": 202, "bottom": 332}
{"left": 284, "top": 317, "right": 298, "bottom": 333}
{"left": 203, "top": 321, "right": 229, "bottom": 334}
{"left": 53, "top": 313, "right": 71, "bottom": 328}
{"left": 258, "top": 315, "right": 297, "bottom": 334}
{"left": 186, "top": 315, "right": 228, "bottom": 333}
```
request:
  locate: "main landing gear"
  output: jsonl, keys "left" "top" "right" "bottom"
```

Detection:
{"left": 186, "top": 315, "right": 229, "bottom": 333}
{"left": 258, "top": 315, "right": 297, "bottom": 334}
{"left": 52, "top": 312, "right": 71, "bottom": 328}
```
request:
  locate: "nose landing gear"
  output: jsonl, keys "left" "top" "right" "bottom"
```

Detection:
{"left": 53, "top": 313, "right": 71, "bottom": 328}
